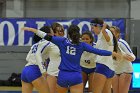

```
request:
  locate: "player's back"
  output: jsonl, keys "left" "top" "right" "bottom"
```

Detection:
{"left": 26, "top": 39, "right": 50, "bottom": 66}
{"left": 58, "top": 39, "right": 84, "bottom": 72}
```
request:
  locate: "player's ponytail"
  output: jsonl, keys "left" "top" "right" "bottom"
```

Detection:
{"left": 112, "top": 32, "right": 118, "bottom": 52}
{"left": 109, "top": 26, "right": 119, "bottom": 60}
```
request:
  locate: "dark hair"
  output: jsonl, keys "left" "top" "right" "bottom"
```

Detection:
{"left": 81, "top": 31, "right": 94, "bottom": 43}
{"left": 90, "top": 18, "right": 104, "bottom": 27}
{"left": 113, "top": 36, "right": 118, "bottom": 52}
{"left": 112, "top": 32, "right": 118, "bottom": 60}
{"left": 51, "top": 22, "right": 64, "bottom": 33}
{"left": 90, "top": 18, "right": 110, "bottom": 29}
{"left": 33, "top": 26, "right": 50, "bottom": 43}
{"left": 68, "top": 25, "right": 80, "bottom": 44}
{"left": 109, "top": 26, "right": 119, "bottom": 60}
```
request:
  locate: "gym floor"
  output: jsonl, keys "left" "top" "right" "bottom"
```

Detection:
{"left": 0, "top": 86, "right": 37, "bottom": 93}
{"left": 0, "top": 86, "right": 139, "bottom": 93}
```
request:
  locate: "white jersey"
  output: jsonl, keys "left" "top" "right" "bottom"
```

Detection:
{"left": 26, "top": 39, "right": 50, "bottom": 74}
{"left": 26, "top": 39, "right": 61, "bottom": 76}
{"left": 80, "top": 43, "right": 96, "bottom": 68}
{"left": 46, "top": 42, "right": 61, "bottom": 76}
{"left": 95, "top": 29, "right": 114, "bottom": 70}
{"left": 114, "top": 38, "right": 136, "bottom": 74}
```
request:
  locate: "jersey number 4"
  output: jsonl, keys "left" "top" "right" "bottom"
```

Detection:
{"left": 66, "top": 46, "right": 76, "bottom": 55}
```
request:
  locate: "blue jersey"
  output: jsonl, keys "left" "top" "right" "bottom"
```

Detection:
{"left": 50, "top": 36, "right": 112, "bottom": 72}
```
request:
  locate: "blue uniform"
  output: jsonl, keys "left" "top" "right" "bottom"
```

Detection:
{"left": 95, "top": 63, "right": 114, "bottom": 78}
{"left": 21, "top": 65, "right": 42, "bottom": 83}
{"left": 49, "top": 36, "right": 112, "bottom": 87}
{"left": 81, "top": 67, "right": 96, "bottom": 74}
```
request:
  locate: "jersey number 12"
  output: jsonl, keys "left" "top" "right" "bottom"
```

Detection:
{"left": 66, "top": 46, "right": 76, "bottom": 55}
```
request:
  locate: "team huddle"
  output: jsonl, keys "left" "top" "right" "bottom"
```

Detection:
{"left": 20, "top": 18, "right": 135, "bottom": 93}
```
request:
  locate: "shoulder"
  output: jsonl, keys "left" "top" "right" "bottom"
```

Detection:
{"left": 118, "top": 38, "right": 132, "bottom": 52}
{"left": 53, "top": 36, "right": 66, "bottom": 40}
{"left": 39, "top": 39, "right": 51, "bottom": 45}
{"left": 118, "top": 38, "right": 128, "bottom": 46}
{"left": 52, "top": 36, "right": 67, "bottom": 44}
{"left": 33, "top": 39, "right": 51, "bottom": 51}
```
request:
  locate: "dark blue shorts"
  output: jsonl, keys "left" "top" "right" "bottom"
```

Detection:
{"left": 95, "top": 63, "right": 114, "bottom": 78}
{"left": 57, "top": 70, "right": 82, "bottom": 88}
{"left": 21, "top": 65, "right": 42, "bottom": 83}
{"left": 81, "top": 66, "right": 96, "bottom": 74}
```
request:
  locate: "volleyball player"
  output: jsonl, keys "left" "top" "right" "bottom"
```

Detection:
{"left": 90, "top": 18, "right": 118, "bottom": 93}
{"left": 46, "top": 22, "right": 65, "bottom": 93}
{"left": 80, "top": 31, "right": 96, "bottom": 92}
{"left": 22, "top": 24, "right": 119, "bottom": 93}
{"left": 21, "top": 26, "right": 50, "bottom": 93}
{"left": 110, "top": 26, "right": 136, "bottom": 93}
{"left": 31, "top": 22, "right": 65, "bottom": 93}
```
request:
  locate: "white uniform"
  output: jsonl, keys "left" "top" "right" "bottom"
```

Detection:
{"left": 47, "top": 43, "right": 61, "bottom": 76}
{"left": 26, "top": 39, "right": 50, "bottom": 73}
{"left": 95, "top": 29, "right": 114, "bottom": 70}
{"left": 26, "top": 39, "right": 61, "bottom": 76}
{"left": 80, "top": 43, "right": 96, "bottom": 68}
{"left": 114, "top": 38, "right": 136, "bottom": 74}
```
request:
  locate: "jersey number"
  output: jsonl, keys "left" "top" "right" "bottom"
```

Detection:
{"left": 85, "top": 60, "right": 90, "bottom": 64}
{"left": 32, "top": 44, "right": 38, "bottom": 53}
{"left": 66, "top": 46, "right": 76, "bottom": 55}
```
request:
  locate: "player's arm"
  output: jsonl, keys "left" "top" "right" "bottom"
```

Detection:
{"left": 22, "top": 27, "right": 51, "bottom": 39}
{"left": 22, "top": 27, "right": 65, "bottom": 46}
{"left": 101, "top": 23, "right": 110, "bottom": 42}
{"left": 119, "top": 41, "right": 136, "bottom": 61}
{"left": 83, "top": 42, "right": 119, "bottom": 58}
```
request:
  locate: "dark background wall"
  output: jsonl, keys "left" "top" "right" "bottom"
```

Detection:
{"left": 0, "top": 46, "right": 30, "bottom": 80}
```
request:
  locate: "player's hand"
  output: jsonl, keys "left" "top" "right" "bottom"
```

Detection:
{"left": 103, "top": 23, "right": 107, "bottom": 28}
{"left": 101, "top": 23, "right": 107, "bottom": 31}
{"left": 123, "top": 54, "right": 134, "bottom": 62}
{"left": 112, "top": 52, "right": 121, "bottom": 60}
